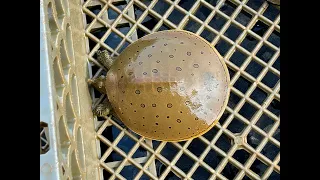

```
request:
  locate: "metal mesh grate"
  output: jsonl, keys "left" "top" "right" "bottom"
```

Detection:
{"left": 83, "top": 0, "right": 279, "bottom": 179}
{"left": 40, "top": 0, "right": 280, "bottom": 179}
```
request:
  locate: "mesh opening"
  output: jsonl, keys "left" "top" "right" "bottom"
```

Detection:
{"left": 40, "top": 122, "right": 50, "bottom": 154}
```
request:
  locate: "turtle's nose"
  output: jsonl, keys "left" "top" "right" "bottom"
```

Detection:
{"left": 87, "top": 79, "right": 94, "bottom": 84}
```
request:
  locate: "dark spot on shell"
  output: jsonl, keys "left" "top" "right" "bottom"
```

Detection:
{"left": 152, "top": 69, "right": 158, "bottom": 73}
{"left": 185, "top": 101, "right": 191, "bottom": 105}
{"left": 143, "top": 72, "right": 147, "bottom": 75}
{"left": 195, "top": 117, "right": 199, "bottom": 120}
{"left": 122, "top": 90, "right": 125, "bottom": 93}
{"left": 118, "top": 69, "right": 120, "bottom": 71}
{"left": 176, "top": 67, "right": 182, "bottom": 71}
{"left": 182, "top": 59, "right": 185, "bottom": 61}
{"left": 156, "top": 60, "right": 160, "bottom": 63}
{"left": 193, "top": 64, "right": 199, "bottom": 68}
{"left": 169, "top": 55, "right": 174, "bottom": 58}
{"left": 177, "top": 119, "right": 181, "bottom": 123}
{"left": 180, "top": 42, "right": 184, "bottom": 44}
{"left": 152, "top": 45, "right": 155, "bottom": 48}
{"left": 167, "top": 103, "right": 173, "bottom": 108}
{"left": 139, "top": 62, "right": 143, "bottom": 65}
{"left": 175, "top": 37, "right": 177, "bottom": 38}
{"left": 209, "top": 62, "right": 211, "bottom": 65}
{"left": 141, "top": 104, "right": 145, "bottom": 108}
{"left": 121, "top": 76, "right": 124, "bottom": 78}
{"left": 188, "top": 127, "right": 191, "bottom": 130}
{"left": 128, "top": 72, "right": 133, "bottom": 75}
{"left": 167, "top": 116, "right": 170, "bottom": 118}
{"left": 206, "top": 95, "right": 211, "bottom": 99}
{"left": 174, "top": 49, "right": 177, "bottom": 51}
{"left": 148, "top": 54, "right": 152, "bottom": 57}
{"left": 161, "top": 51, "right": 163, "bottom": 53}
{"left": 187, "top": 52, "right": 191, "bottom": 56}
{"left": 169, "top": 126, "right": 171, "bottom": 129}
{"left": 157, "top": 87, "right": 162, "bottom": 92}
{"left": 134, "top": 110, "right": 137, "bottom": 112}
{"left": 156, "top": 115, "right": 159, "bottom": 118}
{"left": 135, "top": 90, "right": 140, "bottom": 94}
{"left": 180, "top": 111, "right": 183, "bottom": 113}
{"left": 164, "top": 43, "right": 168, "bottom": 46}
{"left": 191, "top": 73, "right": 194, "bottom": 76}
{"left": 201, "top": 51, "right": 204, "bottom": 54}
{"left": 137, "top": 51, "right": 139, "bottom": 52}
{"left": 154, "top": 130, "right": 157, "bottom": 132}
{"left": 194, "top": 43, "right": 196, "bottom": 45}
{"left": 143, "top": 124, "right": 145, "bottom": 126}
{"left": 155, "top": 123, "right": 159, "bottom": 125}
{"left": 152, "top": 104, "right": 156, "bottom": 107}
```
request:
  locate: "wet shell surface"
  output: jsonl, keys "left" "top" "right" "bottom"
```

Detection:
{"left": 105, "top": 30, "right": 230, "bottom": 141}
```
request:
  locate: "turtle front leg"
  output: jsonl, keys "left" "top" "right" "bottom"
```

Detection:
{"left": 96, "top": 50, "right": 115, "bottom": 69}
{"left": 93, "top": 99, "right": 113, "bottom": 117}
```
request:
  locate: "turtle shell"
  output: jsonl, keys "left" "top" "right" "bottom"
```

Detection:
{"left": 105, "top": 30, "right": 230, "bottom": 141}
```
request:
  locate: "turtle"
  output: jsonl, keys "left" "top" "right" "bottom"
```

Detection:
{"left": 88, "top": 30, "right": 230, "bottom": 142}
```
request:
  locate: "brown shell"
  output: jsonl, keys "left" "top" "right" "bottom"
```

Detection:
{"left": 105, "top": 30, "right": 230, "bottom": 141}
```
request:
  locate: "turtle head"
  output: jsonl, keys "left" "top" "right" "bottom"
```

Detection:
{"left": 88, "top": 75, "right": 107, "bottom": 94}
